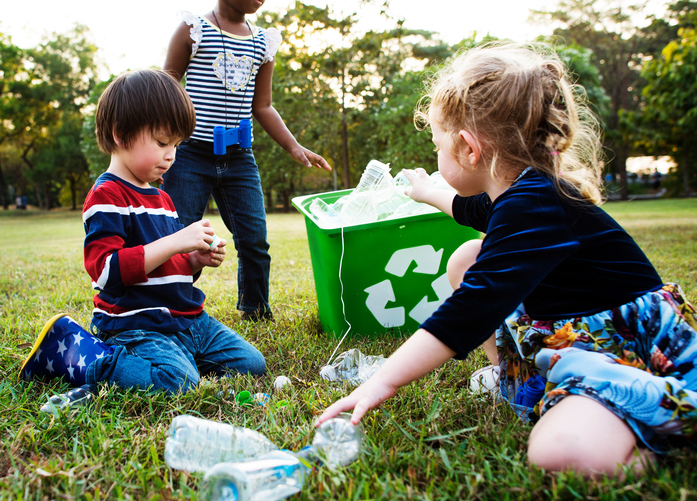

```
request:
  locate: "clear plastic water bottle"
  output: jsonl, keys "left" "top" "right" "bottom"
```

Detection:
{"left": 319, "top": 348, "right": 386, "bottom": 386}
{"left": 164, "top": 415, "right": 278, "bottom": 472}
{"left": 339, "top": 160, "right": 393, "bottom": 225}
{"left": 200, "top": 414, "right": 363, "bottom": 501}
{"left": 200, "top": 448, "right": 313, "bottom": 501}
{"left": 310, "top": 413, "right": 363, "bottom": 467}
{"left": 308, "top": 198, "right": 341, "bottom": 228}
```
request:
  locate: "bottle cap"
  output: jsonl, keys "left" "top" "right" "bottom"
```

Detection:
{"left": 235, "top": 390, "right": 252, "bottom": 406}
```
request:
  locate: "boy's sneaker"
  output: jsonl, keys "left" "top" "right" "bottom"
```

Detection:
{"left": 40, "top": 384, "right": 98, "bottom": 414}
{"left": 469, "top": 365, "right": 500, "bottom": 395}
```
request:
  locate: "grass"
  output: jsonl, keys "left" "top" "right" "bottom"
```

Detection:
{"left": 1, "top": 198, "right": 696, "bottom": 500}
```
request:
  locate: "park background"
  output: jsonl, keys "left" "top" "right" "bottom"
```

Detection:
{"left": 2, "top": 0, "right": 697, "bottom": 499}
{"left": 1, "top": 0, "right": 696, "bottom": 212}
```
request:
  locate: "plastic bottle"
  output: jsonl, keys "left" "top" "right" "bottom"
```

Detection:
{"left": 164, "top": 415, "right": 278, "bottom": 473}
{"left": 339, "top": 160, "right": 393, "bottom": 225}
{"left": 310, "top": 412, "right": 363, "bottom": 467}
{"left": 393, "top": 170, "right": 411, "bottom": 195}
{"left": 200, "top": 448, "right": 313, "bottom": 501}
{"left": 319, "top": 348, "right": 386, "bottom": 386}
{"left": 200, "top": 414, "right": 363, "bottom": 501}
{"left": 308, "top": 198, "right": 341, "bottom": 228}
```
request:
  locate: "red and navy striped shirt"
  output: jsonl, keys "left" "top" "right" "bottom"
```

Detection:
{"left": 83, "top": 173, "right": 205, "bottom": 333}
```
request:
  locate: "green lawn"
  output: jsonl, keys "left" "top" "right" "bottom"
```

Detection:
{"left": 1, "top": 199, "right": 696, "bottom": 500}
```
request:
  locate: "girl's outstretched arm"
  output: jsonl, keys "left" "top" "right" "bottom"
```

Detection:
{"left": 252, "top": 61, "right": 331, "bottom": 171}
{"left": 316, "top": 329, "right": 456, "bottom": 426}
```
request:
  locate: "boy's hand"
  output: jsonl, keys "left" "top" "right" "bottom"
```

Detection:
{"left": 289, "top": 145, "right": 332, "bottom": 171}
{"left": 176, "top": 219, "right": 216, "bottom": 253}
{"left": 402, "top": 168, "right": 434, "bottom": 203}
{"left": 193, "top": 238, "right": 227, "bottom": 268}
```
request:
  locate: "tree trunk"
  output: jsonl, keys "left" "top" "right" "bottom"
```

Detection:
{"left": 265, "top": 188, "right": 274, "bottom": 213}
{"left": 69, "top": 174, "right": 78, "bottom": 210}
{"left": 683, "top": 149, "right": 692, "bottom": 198}
{"left": 44, "top": 182, "right": 53, "bottom": 211}
{"left": 0, "top": 159, "right": 7, "bottom": 210}
{"left": 615, "top": 144, "right": 629, "bottom": 201}
{"left": 341, "top": 118, "right": 350, "bottom": 189}
{"left": 34, "top": 183, "right": 43, "bottom": 210}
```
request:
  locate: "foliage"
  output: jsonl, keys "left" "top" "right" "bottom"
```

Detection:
{"left": 253, "top": 1, "right": 456, "bottom": 211}
{"left": 0, "top": 25, "right": 98, "bottom": 211}
{"left": 81, "top": 79, "right": 113, "bottom": 182}
{"left": 1, "top": 203, "right": 696, "bottom": 498}
{"left": 640, "top": 27, "right": 697, "bottom": 197}
{"left": 531, "top": 0, "right": 674, "bottom": 200}
{"left": 4, "top": 1, "right": 697, "bottom": 211}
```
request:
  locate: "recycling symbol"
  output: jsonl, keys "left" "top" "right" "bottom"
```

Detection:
{"left": 364, "top": 245, "right": 452, "bottom": 328}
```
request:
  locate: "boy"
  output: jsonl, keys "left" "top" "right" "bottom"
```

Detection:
{"left": 21, "top": 69, "right": 266, "bottom": 409}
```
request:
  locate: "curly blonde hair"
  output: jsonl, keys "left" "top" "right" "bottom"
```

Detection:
{"left": 415, "top": 42, "right": 604, "bottom": 205}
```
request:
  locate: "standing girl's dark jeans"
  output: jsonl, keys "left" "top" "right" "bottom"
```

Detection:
{"left": 163, "top": 139, "right": 271, "bottom": 316}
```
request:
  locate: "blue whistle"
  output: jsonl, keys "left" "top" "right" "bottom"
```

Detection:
{"left": 213, "top": 119, "right": 252, "bottom": 155}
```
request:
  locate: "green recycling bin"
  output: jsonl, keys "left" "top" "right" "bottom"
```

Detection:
{"left": 292, "top": 189, "right": 481, "bottom": 338}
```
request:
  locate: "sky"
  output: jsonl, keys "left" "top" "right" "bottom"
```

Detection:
{"left": 2, "top": 0, "right": 557, "bottom": 77}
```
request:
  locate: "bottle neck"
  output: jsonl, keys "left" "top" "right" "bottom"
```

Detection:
{"left": 294, "top": 445, "right": 320, "bottom": 469}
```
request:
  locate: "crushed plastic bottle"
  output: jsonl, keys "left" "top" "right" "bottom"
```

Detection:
{"left": 165, "top": 415, "right": 278, "bottom": 473}
{"left": 200, "top": 414, "right": 363, "bottom": 501}
{"left": 319, "top": 349, "right": 386, "bottom": 385}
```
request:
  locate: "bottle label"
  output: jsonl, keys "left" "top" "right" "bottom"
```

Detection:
{"left": 235, "top": 457, "right": 297, "bottom": 473}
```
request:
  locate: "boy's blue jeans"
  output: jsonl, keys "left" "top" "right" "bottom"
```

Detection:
{"left": 86, "top": 312, "right": 266, "bottom": 394}
{"left": 163, "top": 139, "right": 271, "bottom": 316}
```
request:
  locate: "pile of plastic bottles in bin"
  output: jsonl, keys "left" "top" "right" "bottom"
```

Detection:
{"left": 309, "top": 160, "right": 455, "bottom": 228}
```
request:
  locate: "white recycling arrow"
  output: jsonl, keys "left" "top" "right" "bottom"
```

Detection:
{"left": 364, "top": 279, "right": 405, "bottom": 327}
{"left": 408, "top": 273, "right": 453, "bottom": 324}
{"left": 385, "top": 245, "right": 443, "bottom": 277}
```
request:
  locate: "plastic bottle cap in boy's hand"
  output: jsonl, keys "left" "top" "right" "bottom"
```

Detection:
{"left": 210, "top": 234, "right": 222, "bottom": 249}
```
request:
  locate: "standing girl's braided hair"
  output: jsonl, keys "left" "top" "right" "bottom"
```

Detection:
{"left": 416, "top": 42, "right": 605, "bottom": 205}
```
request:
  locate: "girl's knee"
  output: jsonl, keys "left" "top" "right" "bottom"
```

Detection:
{"left": 527, "top": 396, "right": 640, "bottom": 476}
{"left": 447, "top": 239, "right": 482, "bottom": 289}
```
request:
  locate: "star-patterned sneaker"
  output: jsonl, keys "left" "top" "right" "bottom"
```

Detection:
{"left": 20, "top": 314, "right": 113, "bottom": 387}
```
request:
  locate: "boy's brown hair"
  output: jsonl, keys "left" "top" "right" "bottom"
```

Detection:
{"left": 96, "top": 69, "right": 196, "bottom": 153}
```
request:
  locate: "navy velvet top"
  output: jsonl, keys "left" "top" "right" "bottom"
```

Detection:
{"left": 420, "top": 168, "right": 663, "bottom": 360}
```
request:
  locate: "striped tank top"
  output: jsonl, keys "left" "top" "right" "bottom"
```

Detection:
{"left": 181, "top": 12, "right": 282, "bottom": 142}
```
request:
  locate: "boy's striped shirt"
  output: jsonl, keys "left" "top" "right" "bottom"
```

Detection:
{"left": 83, "top": 173, "right": 205, "bottom": 333}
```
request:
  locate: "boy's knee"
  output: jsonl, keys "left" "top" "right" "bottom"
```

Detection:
{"left": 155, "top": 368, "right": 200, "bottom": 394}
{"left": 245, "top": 351, "right": 266, "bottom": 376}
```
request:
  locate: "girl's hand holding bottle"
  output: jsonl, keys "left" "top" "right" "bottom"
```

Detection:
{"left": 402, "top": 168, "right": 434, "bottom": 202}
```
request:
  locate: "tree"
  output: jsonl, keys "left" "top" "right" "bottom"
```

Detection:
{"left": 641, "top": 27, "right": 697, "bottom": 196}
{"left": 0, "top": 33, "right": 30, "bottom": 209}
{"left": 531, "top": 0, "right": 669, "bottom": 199}
{"left": 82, "top": 79, "right": 112, "bottom": 181}
{"left": 253, "top": 1, "right": 453, "bottom": 211}
{"left": 0, "top": 25, "right": 98, "bottom": 210}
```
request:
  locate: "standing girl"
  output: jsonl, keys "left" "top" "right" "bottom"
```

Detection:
{"left": 317, "top": 42, "right": 697, "bottom": 476}
{"left": 163, "top": 0, "right": 331, "bottom": 321}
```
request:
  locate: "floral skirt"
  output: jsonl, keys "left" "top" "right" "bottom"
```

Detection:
{"left": 496, "top": 283, "right": 697, "bottom": 452}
